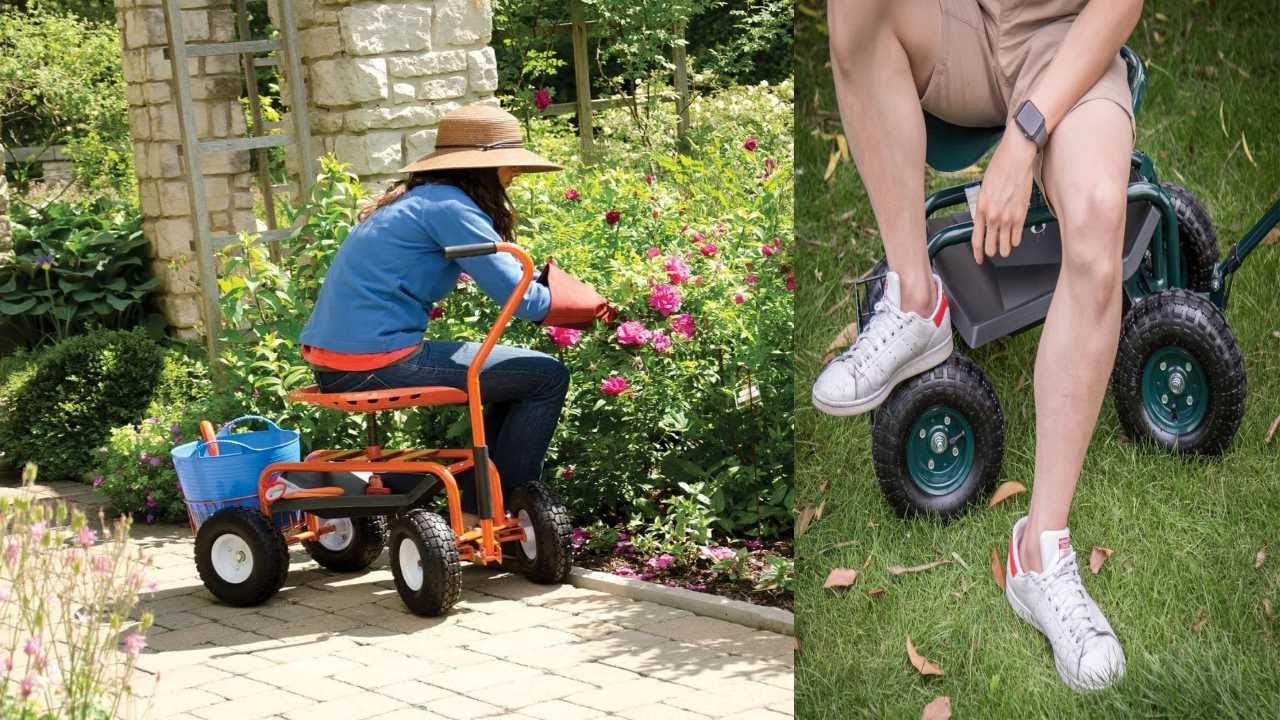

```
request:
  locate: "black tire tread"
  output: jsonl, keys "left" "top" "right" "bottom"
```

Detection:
{"left": 503, "top": 481, "right": 573, "bottom": 584}
{"left": 1112, "top": 288, "right": 1245, "bottom": 454}
{"left": 1161, "top": 182, "right": 1219, "bottom": 292}
{"left": 872, "top": 353, "right": 1004, "bottom": 520}
{"left": 302, "top": 516, "right": 386, "bottom": 573}
{"left": 389, "top": 509, "right": 461, "bottom": 616}
{"left": 195, "top": 507, "right": 289, "bottom": 607}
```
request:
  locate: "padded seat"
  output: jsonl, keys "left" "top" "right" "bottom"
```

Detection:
{"left": 289, "top": 385, "right": 468, "bottom": 412}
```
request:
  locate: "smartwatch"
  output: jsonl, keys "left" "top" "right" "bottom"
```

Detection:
{"left": 1013, "top": 99, "right": 1047, "bottom": 150}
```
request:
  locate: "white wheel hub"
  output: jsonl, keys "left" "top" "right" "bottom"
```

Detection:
{"left": 211, "top": 534, "right": 254, "bottom": 584}
{"left": 397, "top": 538, "right": 423, "bottom": 591}
{"left": 317, "top": 518, "right": 354, "bottom": 552}
{"left": 517, "top": 509, "right": 537, "bottom": 560}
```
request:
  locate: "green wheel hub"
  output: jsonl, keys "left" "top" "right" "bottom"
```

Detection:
{"left": 906, "top": 405, "right": 974, "bottom": 495}
{"left": 1141, "top": 346, "right": 1208, "bottom": 434}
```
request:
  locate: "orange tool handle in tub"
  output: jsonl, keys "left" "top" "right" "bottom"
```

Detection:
{"left": 199, "top": 420, "right": 219, "bottom": 456}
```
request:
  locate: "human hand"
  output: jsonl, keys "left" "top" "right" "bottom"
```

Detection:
{"left": 972, "top": 133, "right": 1037, "bottom": 264}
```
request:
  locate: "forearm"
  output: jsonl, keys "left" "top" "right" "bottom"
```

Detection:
{"left": 1025, "top": 0, "right": 1142, "bottom": 134}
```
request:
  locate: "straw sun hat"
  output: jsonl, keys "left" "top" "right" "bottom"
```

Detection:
{"left": 398, "top": 103, "right": 562, "bottom": 174}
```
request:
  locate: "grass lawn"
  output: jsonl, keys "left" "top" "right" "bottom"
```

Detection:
{"left": 793, "top": 1, "right": 1280, "bottom": 717}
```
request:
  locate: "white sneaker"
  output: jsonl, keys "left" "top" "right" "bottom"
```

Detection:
{"left": 1005, "top": 517, "right": 1126, "bottom": 691}
{"left": 811, "top": 271, "right": 952, "bottom": 416}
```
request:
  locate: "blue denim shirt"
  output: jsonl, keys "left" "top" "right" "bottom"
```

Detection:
{"left": 300, "top": 183, "right": 550, "bottom": 353}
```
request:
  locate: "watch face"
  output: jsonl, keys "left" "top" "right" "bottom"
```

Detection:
{"left": 1016, "top": 101, "right": 1045, "bottom": 138}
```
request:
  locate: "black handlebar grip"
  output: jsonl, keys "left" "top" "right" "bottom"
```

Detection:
{"left": 443, "top": 242, "right": 499, "bottom": 259}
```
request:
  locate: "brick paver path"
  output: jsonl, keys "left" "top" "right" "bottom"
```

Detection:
{"left": 7, "top": 482, "right": 793, "bottom": 719}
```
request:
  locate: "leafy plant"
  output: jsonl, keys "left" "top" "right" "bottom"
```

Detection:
{"left": 0, "top": 492, "right": 153, "bottom": 719}
{"left": 0, "top": 197, "right": 156, "bottom": 347}
{"left": 754, "top": 554, "right": 794, "bottom": 592}
{"left": 0, "top": 329, "right": 165, "bottom": 481}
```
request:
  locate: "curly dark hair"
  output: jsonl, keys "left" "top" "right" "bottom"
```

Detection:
{"left": 357, "top": 168, "right": 514, "bottom": 242}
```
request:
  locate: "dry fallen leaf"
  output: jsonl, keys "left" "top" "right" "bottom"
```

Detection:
{"left": 824, "top": 568, "right": 859, "bottom": 590}
{"left": 921, "top": 696, "right": 952, "bottom": 720}
{"left": 797, "top": 505, "right": 817, "bottom": 536}
{"left": 1265, "top": 415, "right": 1280, "bottom": 444}
{"left": 869, "top": 587, "right": 886, "bottom": 599}
{"left": 862, "top": 553, "right": 873, "bottom": 569}
{"left": 987, "top": 481, "right": 1027, "bottom": 509}
{"left": 1192, "top": 608, "right": 1210, "bottom": 633}
{"left": 889, "top": 559, "right": 951, "bottom": 576}
{"left": 1264, "top": 229, "right": 1280, "bottom": 247}
{"left": 991, "top": 546, "right": 1006, "bottom": 592}
{"left": 1256, "top": 547, "right": 1268, "bottom": 570}
{"left": 1090, "top": 546, "right": 1113, "bottom": 575}
{"left": 823, "top": 150, "right": 841, "bottom": 182}
{"left": 814, "top": 500, "right": 827, "bottom": 520}
{"left": 821, "top": 322, "right": 860, "bottom": 366}
{"left": 1264, "top": 598, "right": 1275, "bottom": 619}
{"left": 951, "top": 552, "right": 970, "bottom": 570}
{"left": 906, "top": 636, "right": 946, "bottom": 676}
{"left": 1242, "top": 132, "right": 1257, "bottom": 167}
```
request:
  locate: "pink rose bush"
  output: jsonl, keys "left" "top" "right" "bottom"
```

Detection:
{"left": 648, "top": 283, "right": 682, "bottom": 316}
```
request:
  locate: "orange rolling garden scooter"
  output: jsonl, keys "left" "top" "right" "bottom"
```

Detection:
{"left": 193, "top": 242, "right": 573, "bottom": 617}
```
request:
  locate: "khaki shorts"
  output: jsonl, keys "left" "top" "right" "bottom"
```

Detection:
{"left": 919, "top": 0, "right": 1135, "bottom": 202}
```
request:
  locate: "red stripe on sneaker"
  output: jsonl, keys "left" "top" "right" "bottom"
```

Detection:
{"left": 1008, "top": 539, "right": 1019, "bottom": 577}
{"left": 931, "top": 292, "right": 948, "bottom": 327}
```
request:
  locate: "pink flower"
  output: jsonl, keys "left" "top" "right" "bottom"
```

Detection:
{"left": 786, "top": 272, "right": 795, "bottom": 291}
{"left": 646, "top": 553, "right": 675, "bottom": 571}
{"left": 664, "top": 255, "right": 690, "bottom": 284}
{"left": 686, "top": 582, "right": 708, "bottom": 592}
{"left": 648, "top": 284, "right": 682, "bottom": 317}
{"left": 760, "top": 243, "right": 777, "bottom": 257}
{"left": 29, "top": 523, "right": 46, "bottom": 543}
{"left": 561, "top": 465, "right": 574, "bottom": 479}
{"left": 92, "top": 474, "right": 103, "bottom": 487}
{"left": 545, "top": 326, "right": 582, "bottom": 348}
{"left": 733, "top": 292, "right": 747, "bottom": 304}
{"left": 5, "top": 540, "right": 18, "bottom": 565}
{"left": 615, "top": 321, "right": 651, "bottom": 347}
{"left": 78, "top": 527, "right": 95, "bottom": 549}
{"left": 601, "top": 375, "right": 630, "bottom": 396}
{"left": 605, "top": 210, "right": 621, "bottom": 226}
{"left": 613, "top": 567, "right": 637, "bottom": 578}
{"left": 123, "top": 633, "right": 147, "bottom": 657}
{"left": 745, "top": 273, "right": 759, "bottom": 287}
{"left": 534, "top": 88, "right": 552, "bottom": 111}
{"left": 763, "top": 156, "right": 778, "bottom": 177}
{"left": 145, "top": 494, "right": 157, "bottom": 509}
{"left": 743, "top": 136, "right": 759, "bottom": 152}
{"left": 699, "top": 243, "right": 718, "bottom": 257}
{"left": 571, "top": 528, "right": 589, "bottom": 549}
{"left": 644, "top": 174, "right": 655, "bottom": 185}
{"left": 651, "top": 330, "right": 672, "bottom": 354}
{"left": 93, "top": 556, "right": 113, "bottom": 574}
{"left": 563, "top": 188, "right": 580, "bottom": 201}
{"left": 19, "top": 676, "right": 36, "bottom": 698}
{"left": 772, "top": 237, "right": 783, "bottom": 249}
{"left": 428, "top": 306, "right": 444, "bottom": 320}
{"left": 645, "top": 246, "right": 662, "bottom": 258}
{"left": 745, "top": 539, "right": 765, "bottom": 550}
{"left": 701, "top": 545, "right": 736, "bottom": 562}
{"left": 691, "top": 231, "right": 705, "bottom": 244}
{"left": 670, "top": 313, "right": 696, "bottom": 340}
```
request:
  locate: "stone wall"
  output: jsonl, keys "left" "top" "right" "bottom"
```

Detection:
{"left": 115, "top": 0, "right": 256, "bottom": 339}
{"left": 270, "top": 0, "right": 499, "bottom": 189}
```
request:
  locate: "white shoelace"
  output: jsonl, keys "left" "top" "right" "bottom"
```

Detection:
{"left": 1042, "top": 552, "right": 1111, "bottom": 646}
{"left": 837, "top": 299, "right": 909, "bottom": 373}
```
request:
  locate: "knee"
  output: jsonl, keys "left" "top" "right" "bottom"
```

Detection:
{"left": 828, "top": 1, "right": 889, "bottom": 76}
{"left": 1059, "top": 181, "right": 1127, "bottom": 295}
{"left": 539, "top": 356, "right": 570, "bottom": 399}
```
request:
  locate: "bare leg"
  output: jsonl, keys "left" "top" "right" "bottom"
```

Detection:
{"left": 827, "top": 0, "right": 941, "bottom": 317}
{"left": 1020, "top": 101, "right": 1133, "bottom": 572}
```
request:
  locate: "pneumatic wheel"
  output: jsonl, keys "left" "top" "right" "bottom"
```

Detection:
{"left": 502, "top": 481, "right": 572, "bottom": 584}
{"left": 1112, "top": 288, "right": 1245, "bottom": 454}
{"left": 1160, "top": 182, "right": 1220, "bottom": 291}
{"left": 302, "top": 516, "right": 386, "bottom": 573}
{"left": 195, "top": 507, "right": 289, "bottom": 607}
{"left": 871, "top": 353, "right": 1004, "bottom": 520}
{"left": 389, "top": 509, "right": 461, "bottom": 616}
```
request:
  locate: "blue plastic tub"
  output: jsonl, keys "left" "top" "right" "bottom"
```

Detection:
{"left": 171, "top": 415, "right": 301, "bottom": 529}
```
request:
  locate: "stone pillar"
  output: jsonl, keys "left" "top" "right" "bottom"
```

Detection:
{"left": 115, "top": 0, "right": 256, "bottom": 339}
{"left": 270, "top": 0, "right": 499, "bottom": 189}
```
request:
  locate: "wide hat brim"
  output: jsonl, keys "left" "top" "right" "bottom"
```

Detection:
{"left": 398, "top": 146, "right": 561, "bottom": 174}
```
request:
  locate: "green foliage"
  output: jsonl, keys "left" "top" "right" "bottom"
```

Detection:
{"left": 0, "top": 329, "right": 165, "bottom": 481}
{"left": 687, "top": 0, "right": 793, "bottom": 84}
{"left": 0, "top": 8, "right": 132, "bottom": 194}
{"left": 0, "top": 196, "right": 157, "bottom": 347}
{"left": 94, "top": 412, "right": 196, "bottom": 525}
{"left": 214, "top": 84, "right": 794, "bottom": 539}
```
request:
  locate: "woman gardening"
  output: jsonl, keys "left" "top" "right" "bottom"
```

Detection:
{"left": 299, "top": 103, "right": 613, "bottom": 529}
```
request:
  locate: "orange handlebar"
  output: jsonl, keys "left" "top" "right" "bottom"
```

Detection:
{"left": 466, "top": 242, "right": 534, "bottom": 448}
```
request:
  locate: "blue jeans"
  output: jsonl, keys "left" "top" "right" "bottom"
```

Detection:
{"left": 313, "top": 341, "right": 569, "bottom": 514}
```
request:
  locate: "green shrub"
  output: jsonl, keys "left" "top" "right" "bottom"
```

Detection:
{"left": 0, "top": 8, "right": 133, "bottom": 194}
{"left": 0, "top": 329, "right": 165, "bottom": 481}
{"left": 213, "top": 83, "right": 794, "bottom": 539}
{"left": 0, "top": 196, "right": 158, "bottom": 347}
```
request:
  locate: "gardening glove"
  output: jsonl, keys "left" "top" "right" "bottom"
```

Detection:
{"left": 537, "top": 259, "right": 618, "bottom": 329}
